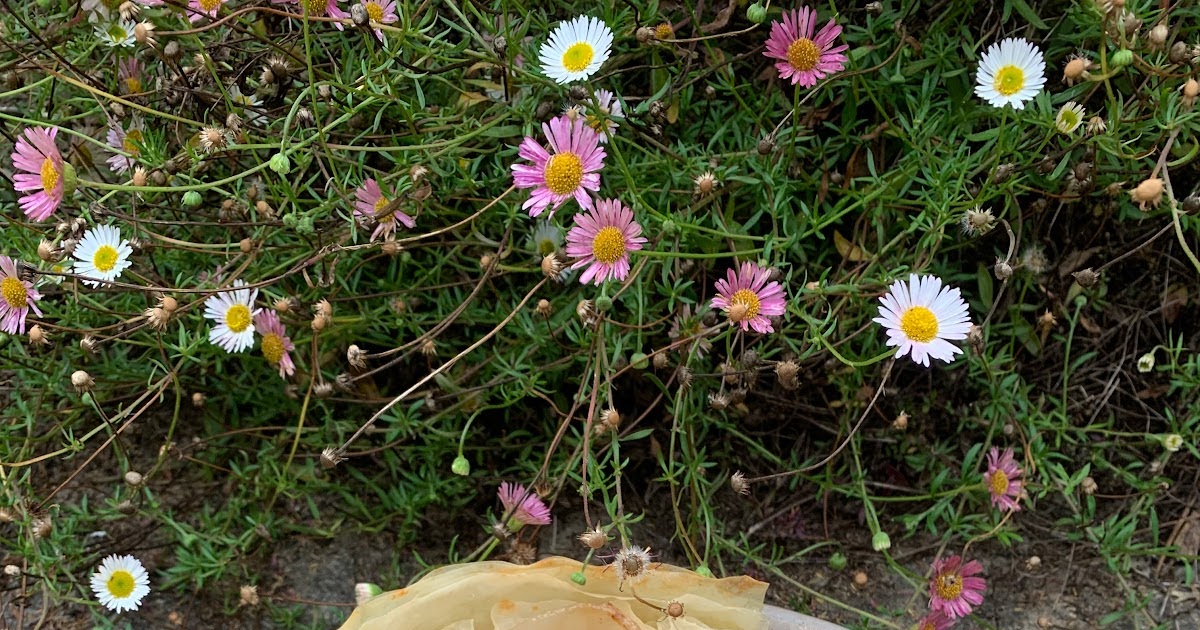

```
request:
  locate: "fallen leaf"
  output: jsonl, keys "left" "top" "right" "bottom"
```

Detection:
{"left": 834, "top": 231, "right": 872, "bottom": 261}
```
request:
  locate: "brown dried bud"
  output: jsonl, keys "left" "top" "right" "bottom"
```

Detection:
{"left": 131, "top": 167, "right": 149, "bottom": 187}
{"left": 1081, "top": 476, "right": 1098, "bottom": 495}
{"left": 1183, "top": 195, "right": 1200, "bottom": 214}
{"left": 239, "top": 238, "right": 253, "bottom": 253}
{"left": 991, "top": 162, "right": 1016, "bottom": 184}
{"left": 635, "top": 26, "right": 655, "bottom": 43}
{"left": 774, "top": 360, "right": 800, "bottom": 390}
{"left": 1073, "top": 268, "right": 1098, "bottom": 288}
{"left": 320, "top": 447, "right": 345, "bottom": 469}
{"left": 347, "top": 344, "right": 367, "bottom": 370}
{"left": 666, "top": 601, "right": 685, "bottom": 618}
{"left": 1148, "top": 23, "right": 1169, "bottom": 49}
{"left": 576, "top": 299, "right": 596, "bottom": 324}
{"left": 410, "top": 164, "right": 430, "bottom": 182}
{"left": 124, "top": 471, "right": 144, "bottom": 488}
{"left": 892, "top": 411, "right": 909, "bottom": 431}
{"left": 239, "top": 585, "right": 260, "bottom": 607}
{"left": 32, "top": 515, "right": 52, "bottom": 539}
{"left": 994, "top": 260, "right": 1013, "bottom": 281}
{"left": 756, "top": 137, "right": 776, "bottom": 155}
{"left": 71, "top": 370, "right": 94, "bottom": 392}
{"left": 37, "top": 240, "right": 62, "bottom": 262}
{"left": 652, "top": 352, "right": 669, "bottom": 369}
{"left": 677, "top": 366, "right": 693, "bottom": 390}
{"left": 598, "top": 408, "right": 621, "bottom": 432}
{"left": 314, "top": 381, "right": 335, "bottom": 398}
{"left": 1129, "top": 177, "right": 1165, "bottom": 210}
{"left": 191, "top": 391, "right": 206, "bottom": 407}
{"left": 28, "top": 324, "right": 49, "bottom": 346}
{"left": 578, "top": 526, "right": 609, "bottom": 549}
{"left": 535, "top": 299, "right": 552, "bottom": 317}
{"left": 1170, "top": 41, "right": 1191, "bottom": 64}
{"left": 420, "top": 339, "right": 437, "bottom": 357}
{"left": 708, "top": 392, "right": 730, "bottom": 410}
{"left": 730, "top": 471, "right": 750, "bottom": 496}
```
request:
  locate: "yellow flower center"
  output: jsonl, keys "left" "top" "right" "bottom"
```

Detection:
{"left": 372, "top": 196, "right": 397, "bottom": 224}
{"left": 561, "top": 42, "right": 595, "bottom": 73}
{"left": 225, "top": 304, "right": 251, "bottom": 333}
{"left": 107, "top": 24, "right": 129, "bottom": 41}
{"left": 537, "top": 238, "right": 557, "bottom": 256}
{"left": 591, "top": 226, "right": 626, "bottom": 264}
{"left": 93, "top": 245, "right": 120, "bottom": 273}
{"left": 786, "top": 38, "right": 820, "bottom": 72}
{"left": 302, "top": 0, "right": 324, "bottom": 14}
{"left": 40, "top": 157, "right": 60, "bottom": 192}
{"left": 989, "top": 469, "right": 1010, "bottom": 496}
{"left": 728, "top": 288, "right": 761, "bottom": 322}
{"left": 365, "top": 1, "right": 383, "bottom": 21}
{"left": 124, "top": 77, "right": 143, "bottom": 93}
{"left": 935, "top": 572, "right": 963, "bottom": 602}
{"left": 1, "top": 277, "right": 28, "bottom": 309}
{"left": 543, "top": 152, "right": 583, "bottom": 195}
{"left": 1058, "top": 111, "right": 1079, "bottom": 130}
{"left": 123, "top": 129, "right": 143, "bottom": 156}
{"left": 261, "top": 333, "right": 285, "bottom": 364}
{"left": 899, "top": 306, "right": 938, "bottom": 343}
{"left": 106, "top": 570, "right": 135, "bottom": 599}
{"left": 993, "top": 65, "right": 1025, "bottom": 96}
{"left": 199, "top": 0, "right": 221, "bottom": 11}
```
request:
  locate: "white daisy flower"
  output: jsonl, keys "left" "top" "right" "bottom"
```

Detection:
{"left": 872, "top": 274, "right": 972, "bottom": 367}
{"left": 90, "top": 554, "right": 151, "bottom": 613}
{"left": 72, "top": 225, "right": 134, "bottom": 287}
{"left": 1055, "top": 101, "right": 1086, "bottom": 134}
{"left": 96, "top": 20, "right": 138, "bottom": 48}
{"left": 204, "top": 279, "right": 261, "bottom": 353}
{"left": 538, "top": 15, "right": 613, "bottom": 84}
{"left": 974, "top": 37, "right": 1046, "bottom": 110}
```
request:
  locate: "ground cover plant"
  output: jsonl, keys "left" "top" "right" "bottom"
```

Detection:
{"left": 1, "top": 0, "right": 1200, "bottom": 627}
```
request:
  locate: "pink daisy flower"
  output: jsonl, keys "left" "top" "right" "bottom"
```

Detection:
{"left": 186, "top": 0, "right": 227, "bottom": 22}
{"left": 564, "top": 198, "right": 646, "bottom": 285}
{"left": 271, "top": 0, "right": 348, "bottom": 30}
{"left": 11, "top": 126, "right": 65, "bottom": 222}
{"left": 984, "top": 447, "right": 1023, "bottom": 512}
{"left": 916, "top": 610, "right": 954, "bottom": 630}
{"left": 498, "top": 482, "right": 551, "bottom": 531}
{"left": 0, "top": 256, "right": 43, "bottom": 335}
{"left": 105, "top": 118, "right": 145, "bottom": 173}
{"left": 929, "top": 555, "right": 986, "bottom": 619}
{"left": 354, "top": 178, "right": 415, "bottom": 241}
{"left": 710, "top": 261, "right": 787, "bottom": 334}
{"left": 510, "top": 114, "right": 605, "bottom": 218}
{"left": 763, "top": 7, "right": 848, "bottom": 88}
{"left": 119, "top": 58, "right": 144, "bottom": 94}
{"left": 360, "top": 0, "right": 397, "bottom": 41}
{"left": 254, "top": 310, "right": 296, "bottom": 379}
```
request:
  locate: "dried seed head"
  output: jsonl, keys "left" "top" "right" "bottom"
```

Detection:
{"left": 535, "top": 299, "right": 552, "bottom": 317}
{"left": 144, "top": 307, "right": 170, "bottom": 331}
{"left": 892, "top": 411, "right": 909, "bottom": 431}
{"left": 71, "top": 370, "right": 94, "bottom": 393}
{"left": 1129, "top": 177, "right": 1165, "bottom": 211}
{"left": 335, "top": 373, "right": 355, "bottom": 392}
{"left": 612, "top": 545, "right": 654, "bottom": 587}
{"left": 347, "top": 344, "right": 367, "bottom": 370}
{"left": 598, "top": 408, "right": 621, "bottom": 433}
{"left": 677, "top": 366, "right": 693, "bottom": 389}
{"left": 635, "top": 25, "right": 655, "bottom": 44}
{"left": 239, "top": 585, "right": 260, "bottom": 607}
{"left": 131, "top": 167, "right": 149, "bottom": 187}
{"left": 1073, "top": 268, "right": 1098, "bottom": 288}
{"left": 666, "top": 601, "right": 685, "bottom": 618}
{"left": 37, "top": 239, "right": 62, "bottom": 262}
{"left": 134, "top": 21, "right": 156, "bottom": 48}
{"left": 1081, "top": 476, "right": 1098, "bottom": 495}
{"left": 730, "top": 471, "right": 750, "bottom": 495}
{"left": 1169, "top": 41, "right": 1191, "bottom": 64}
{"left": 1063, "top": 57, "right": 1093, "bottom": 85}
{"left": 993, "top": 260, "right": 1013, "bottom": 281}
{"left": 693, "top": 171, "right": 721, "bottom": 196}
{"left": 576, "top": 299, "right": 596, "bottom": 324}
{"left": 199, "top": 127, "right": 229, "bottom": 152}
{"left": 652, "top": 352, "right": 669, "bottom": 369}
{"left": 320, "top": 447, "right": 346, "bottom": 469}
{"left": 314, "top": 381, "right": 335, "bottom": 398}
{"left": 124, "top": 471, "right": 144, "bottom": 488}
{"left": 774, "top": 360, "right": 801, "bottom": 390}
{"left": 28, "top": 324, "right": 49, "bottom": 346}
{"left": 1020, "top": 246, "right": 1050, "bottom": 274}
{"left": 191, "top": 391, "right": 206, "bottom": 407}
{"left": 578, "top": 525, "right": 609, "bottom": 549}
{"left": 991, "top": 162, "right": 1016, "bottom": 184}
{"left": 32, "top": 515, "right": 52, "bottom": 539}
{"left": 1086, "top": 116, "right": 1107, "bottom": 136}
{"left": 541, "top": 253, "right": 564, "bottom": 280}
{"left": 756, "top": 137, "right": 776, "bottom": 155}
{"left": 960, "top": 206, "right": 996, "bottom": 236}
{"left": 708, "top": 391, "right": 730, "bottom": 410}
{"left": 239, "top": 238, "right": 254, "bottom": 253}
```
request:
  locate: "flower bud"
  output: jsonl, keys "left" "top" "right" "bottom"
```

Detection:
{"left": 871, "top": 531, "right": 892, "bottom": 552}
{"left": 182, "top": 190, "right": 202, "bottom": 207}
{"left": 746, "top": 2, "right": 767, "bottom": 24}
{"left": 124, "top": 471, "right": 144, "bottom": 488}
{"left": 1163, "top": 433, "right": 1183, "bottom": 452}
{"left": 61, "top": 162, "right": 77, "bottom": 198}
{"left": 1137, "top": 353, "right": 1155, "bottom": 373}
{"left": 570, "top": 571, "right": 587, "bottom": 585}
{"left": 594, "top": 295, "right": 613, "bottom": 313}
{"left": 828, "top": 552, "right": 847, "bottom": 571}
{"left": 268, "top": 152, "right": 291, "bottom": 175}
{"left": 451, "top": 456, "right": 470, "bottom": 476}
{"left": 1111, "top": 49, "right": 1134, "bottom": 68}
{"left": 1148, "top": 23, "right": 1169, "bottom": 49}
{"left": 355, "top": 583, "right": 383, "bottom": 605}
{"left": 694, "top": 565, "right": 714, "bottom": 578}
